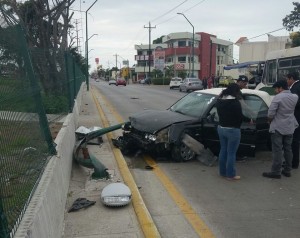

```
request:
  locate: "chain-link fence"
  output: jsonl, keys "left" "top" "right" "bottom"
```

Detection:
{"left": 0, "top": 8, "right": 85, "bottom": 238}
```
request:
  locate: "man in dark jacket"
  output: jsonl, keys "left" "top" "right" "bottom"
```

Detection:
{"left": 287, "top": 72, "right": 300, "bottom": 169}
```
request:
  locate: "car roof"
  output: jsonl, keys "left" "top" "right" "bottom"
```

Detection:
{"left": 194, "top": 88, "right": 273, "bottom": 106}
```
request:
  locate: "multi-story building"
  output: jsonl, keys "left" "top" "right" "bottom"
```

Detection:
{"left": 134, "top": 32, "right": 233, "bottom": 80}
{"left": 236, "top": 35, "right": 292, "bottom": 62}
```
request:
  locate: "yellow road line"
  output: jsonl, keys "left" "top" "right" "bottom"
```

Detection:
{"left": 91, "top": 85, "right": 215, "bottom": 238}
{"left": 144, "top": 155, "right": 215, "bottom": 238}
{"left": 91, "top": 86, "right": 161, "bottom": 238}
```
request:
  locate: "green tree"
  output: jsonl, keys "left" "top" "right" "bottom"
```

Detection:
{"left": 153, "top": 35, "right": 165, "bottom": 44}
{"left": 178, "top": 70, "right": 187, "bottom": 79}
{"left": 1, "top": 0, "right": 76, "bottom": 95}
{"left": 165, "top": 65, "right": 175, "bottom": 78}
{"left": 152, "top": 68, "right": 163, "bottom": 78}
{"left": 283, "top": 2, "right": 300, "bottom": 47}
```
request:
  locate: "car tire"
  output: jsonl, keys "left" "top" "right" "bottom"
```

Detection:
{"left": 179, "top": 87, "right": 182, "bottom": 92}
{"left": 171, "top": 143, "right": 195, "bottom": 162}
{"left": 170, "top": 87, "right": 172, "bottom": 90}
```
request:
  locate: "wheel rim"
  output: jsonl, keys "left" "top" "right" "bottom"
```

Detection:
{"left": 180, "top": 143, "right": 195, "bottom": 161}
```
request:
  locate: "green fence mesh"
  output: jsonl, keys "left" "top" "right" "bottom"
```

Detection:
{"left": 0, "top": 9, "right": 85, "bottom": 238}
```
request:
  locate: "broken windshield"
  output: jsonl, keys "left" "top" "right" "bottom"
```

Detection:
{"left": 170, "top": 92, "right": 216, "bottom": 118}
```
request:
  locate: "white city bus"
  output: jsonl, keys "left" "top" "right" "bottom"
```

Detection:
{"left": 262, "top": 46, "right": 300, "bottom": 85}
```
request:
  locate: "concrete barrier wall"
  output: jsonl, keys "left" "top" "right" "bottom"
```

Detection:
{"left": 14, "top": 84, "right": 84, "bottom": 238}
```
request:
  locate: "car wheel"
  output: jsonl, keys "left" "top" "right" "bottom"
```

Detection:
{"left": 179, "top": 87, "right": 182, "bottom": 92}
{"left": 170, "top": 87, "right": 172, "bottom": 90}
{"left": 171, "top": 143, "right": 195, "bottom": 162}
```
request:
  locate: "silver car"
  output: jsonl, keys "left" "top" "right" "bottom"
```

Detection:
{"left": 179, "top": 78, "right": 203, "bottom": 92}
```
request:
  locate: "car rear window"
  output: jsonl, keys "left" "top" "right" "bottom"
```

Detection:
{"left": 190, "top": 78, "right": 199, "bottom": 82}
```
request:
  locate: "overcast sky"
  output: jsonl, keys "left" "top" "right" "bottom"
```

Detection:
{"left": 70, "top": 0, "right": 296, "bottom": 71}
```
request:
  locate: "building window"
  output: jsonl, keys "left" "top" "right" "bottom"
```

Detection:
{"left": 178, "top": 41, "right": 186, "bottom": 47}
{"left": 178, "top": 56, "right": 186, "bottom": 63}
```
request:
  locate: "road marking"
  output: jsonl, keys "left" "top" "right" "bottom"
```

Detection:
{"left": 91, "top": 85, "right": 215, "bottom": 238}
{"left": 91, "top": 87, "right": 161, "bottom": 238}
{"left": 144, "top": 155, "right": 215, "bottom": 238}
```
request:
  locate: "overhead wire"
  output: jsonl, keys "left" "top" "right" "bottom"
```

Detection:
{"left": 156, "top": 0, "right": 207, "bottom": 26}
{"left": 121, "top": 0, "right": 191, "bottom": 52}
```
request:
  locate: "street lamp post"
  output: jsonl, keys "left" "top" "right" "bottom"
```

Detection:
{"left": 85, "top": 0, "right": 98, "bottom": 91}
{"left": 177, "top": 13, "right": 194, "bottom": 77}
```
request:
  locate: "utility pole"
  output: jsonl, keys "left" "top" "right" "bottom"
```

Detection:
{"left": 144, "top": 22, "right": 156, "bottom": 78}
{"left": 113, "top": 54, "right": 119, "bottom": 78}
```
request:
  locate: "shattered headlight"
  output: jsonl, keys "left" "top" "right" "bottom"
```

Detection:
{"left": 122, "top": 122, "right": 132, "bottom": 131}
{"left": 145, "top": 134, "right": 157, "bottom": 141}
{"left": 155, "top": 128, "right": 169, "bottom": 143}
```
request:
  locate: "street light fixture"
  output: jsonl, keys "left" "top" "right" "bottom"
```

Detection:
{"left": 177, "top": 13, "right": 194, "bottom": 77}
{"left": 85, "top": 0, "right": 98, "bottom": 91}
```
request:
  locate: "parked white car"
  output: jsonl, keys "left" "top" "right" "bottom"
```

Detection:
{"left": 169, "top": 77, "right": 183, "bottom": 89}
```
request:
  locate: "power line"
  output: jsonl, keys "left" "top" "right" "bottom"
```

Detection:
{"left": 156, "top": 0, "right": 207, "bottom": 26}
{"left": 150, "top": 0, "right": 188, "bottom": 23}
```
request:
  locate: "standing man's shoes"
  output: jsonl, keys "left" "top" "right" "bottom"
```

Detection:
{"left": 262, "top": 172, "right": 281, "bottom": 179}
{"left": 281, "top": 171, "right": 291, "bottom": 177}
{"left": 292, "top": 165, "right": 298, "bottom": 169}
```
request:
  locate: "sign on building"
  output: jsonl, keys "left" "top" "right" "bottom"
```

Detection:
{"left": 154, "top": 46, "right": 165, "bottom": 71}
{"left": 175, "top": 63, "right": 185, "bottom": 70}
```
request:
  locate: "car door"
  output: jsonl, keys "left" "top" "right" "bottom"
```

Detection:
{"left": 240, "top": 94, "right": 270, "bottom": 154}
{"left": 202, "top": 94, "right": 270, "bottom": 157}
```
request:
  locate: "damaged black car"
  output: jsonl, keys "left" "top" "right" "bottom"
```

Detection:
{"left": 113, "top": 88, "right": 272, "bottom": 162}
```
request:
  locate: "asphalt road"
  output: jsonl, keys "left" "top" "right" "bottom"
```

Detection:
{"left": 92, "top": 80, "right": 300, "bottom": 238}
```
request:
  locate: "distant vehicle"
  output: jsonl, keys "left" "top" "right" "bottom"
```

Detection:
{"left": 262, "top": 46, "right": 300, "bottom": 85}
{"left": 143, "top": 77, "right": 151, "bottom": 85}
{"left": 169, "top": 77, "right": 183, "bottom": 89}
{"left": 179, "top": 78, "right": 203, "bottom": 92}
{"left": 116, "top": 78, "right": 127, "bottom": 86}
{"left": 139, "top": 77, "right": 151, "bottom": 85}
{"left": 217, "top": 75, "right": 235, "bottom": 87}
{"left": 108, "top": 79, "right": 116, "bottom": 85}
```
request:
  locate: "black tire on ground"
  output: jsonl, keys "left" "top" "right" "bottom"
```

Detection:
{"left": 171, "top": 143, "right": 195, "bottom": 162}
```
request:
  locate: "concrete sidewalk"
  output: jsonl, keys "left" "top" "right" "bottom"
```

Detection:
{"left": 62, "top": 86, "right": 147, "bottom": 238}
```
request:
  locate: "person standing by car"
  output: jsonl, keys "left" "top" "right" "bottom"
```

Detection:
{"left": 202, "top": 77, "right": 208, "bottom": 89}
{"left": 262, "top": 80, "right": 298, "bottom": 179}
{"left": 287, "top": 72, "right": 300, "bottom": 169}
{"left": 216, "top": 83, "right": 243, "bottom": 181}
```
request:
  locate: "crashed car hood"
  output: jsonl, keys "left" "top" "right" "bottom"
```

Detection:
{"left": 129, "top": 109, "right": 195, "bottom": 133}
